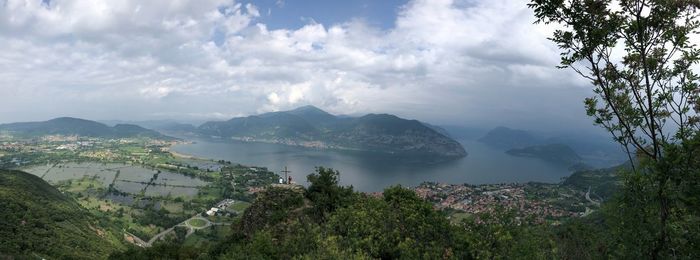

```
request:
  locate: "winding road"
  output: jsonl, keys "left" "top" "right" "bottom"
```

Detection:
{"left": 585, "top": 186, "right": 600, "bottom": 207}
{"left": 125, "top": 200, "right": 233, "bottom": 247}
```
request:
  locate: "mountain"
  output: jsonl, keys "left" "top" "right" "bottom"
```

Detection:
{"left": 506, "top": 143, "right": 583, "bottom": 166}
{"left": 100, "top": 119, "right": 198, "bottom": 133}
{"left": 543, "top": 134, "right": 627, "bottom": 168}
{"left": 0, "top": 117, "right": 174, "bottom": 139}
{"left": 478, "top": 126, "right": 540, "bottom": 149}
{"left": 199, "top": 112, "right": 320, "bottom": 141}
{"left": 286, "top": 105, "right": 338, "bottom": 126}
{"left": 197, "top": 106, "right": 467, "bottom": 160}
{"left": 439, "top": 125, "right": 489, "bottom": 140}
{"left": 152, "top": 122, "right": 198, "bottom": 133}
{"left": 421, "top": 122, "right": 453, "bottom": 138}
{"left": 0, "top": 169, "right": 124, "bottom": 258}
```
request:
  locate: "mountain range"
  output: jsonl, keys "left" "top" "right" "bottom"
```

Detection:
{"left": 197, "top": 106, "right": 467, "bottom": 160}
{"left": 478, "top": 126, "right": 627, "bottom": 168}
{"left": 0, "top": 117, "right": 173, "bottom": 139}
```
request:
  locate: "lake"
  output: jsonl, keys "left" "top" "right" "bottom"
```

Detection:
{"left": 171, "top": 137, "right": 575, "bottom": 192}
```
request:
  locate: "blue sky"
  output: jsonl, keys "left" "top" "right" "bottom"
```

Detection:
{"left": 0, "top": 0, "right": 597, "bottom": 132}
{"left": 249, "top": 0, "right": 408, "bottom": 30}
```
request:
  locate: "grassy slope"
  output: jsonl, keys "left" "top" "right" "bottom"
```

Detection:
{"left": 0, "top": 169, "right": 125, "bottom": 259}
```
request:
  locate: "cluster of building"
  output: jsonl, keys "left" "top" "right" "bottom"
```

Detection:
{"left": 414, "top": 182, "right": 583, "bottom": 223}
{"left": 205, "top": 199, "right": 237, "bottom": 216}
{"left": 41, "top": 135, "right": 80, "bottom": 142}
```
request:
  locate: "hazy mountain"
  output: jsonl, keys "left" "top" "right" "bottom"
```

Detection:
{"left": 0, "top": 117, "right": 173, "bottom": 139}
{"left": 197, "top": 106, "right": 467, "bottom": 159}
{"left": 543, "top": 134, "right": 627, "bottom": 167}
{"left": 478, "top": 126, "right": 540, "bottom": 149}
{"left": 285, "top": 105, "right": 338, "bottom": 126}
{"left": 0, "top": 169, "right": 124, "bottom": 258}
{"left": 506, "top": 143, "right": 583, "bottom": 166}
{"left": 439, "top": 125, "right": 489, "bottom": 140}
{"left": 100, "top": 120, "right": 198, "bottom": 133}
{"left": 421, "top": 122, "right": 453, "bottom": 138}
{"left": 199, "top": 111, "right": 320, "bottom": 140}
{"left": 155, "top": 122, "right": 197, "bottom": 133}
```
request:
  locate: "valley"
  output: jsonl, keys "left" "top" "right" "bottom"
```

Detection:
{"left": 0, "top": 115, "right": 634, "bottom": 259}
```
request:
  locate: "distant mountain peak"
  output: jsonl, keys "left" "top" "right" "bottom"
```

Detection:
{"left": 288, "top": 105, "right": 332, "bottom": 115}
{"left": 49, "top": 116, "right": 82, "bottom": 121}
{"left": 286, "top": 105, "right": 336, "bottom": 125}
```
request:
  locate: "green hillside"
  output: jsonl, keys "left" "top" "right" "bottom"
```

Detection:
{"left": 0, "top": 169, "right": 125, "bottom": 259}
{"left": 197, "top": 106, "right": 466, "bottom": 159}
{"left": 0, "top": 117, "right": 173, "bottom": 139}
{"left": 563, "top": 164, "right": 625, "bottom": 200}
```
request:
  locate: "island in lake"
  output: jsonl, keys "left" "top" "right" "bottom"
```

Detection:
{"left": 196, "top": 105, "right": 467, "bottom": 160}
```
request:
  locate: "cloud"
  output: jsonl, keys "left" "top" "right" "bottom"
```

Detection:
{"left": 0, "top": 0, "right": 593, "bottom": 131}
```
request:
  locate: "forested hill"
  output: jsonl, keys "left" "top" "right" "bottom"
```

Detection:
{"left": 0, "top": 117, "right": 174, "bottom": 139}
{"left": 0, "top": 169, "right": 125, "bottom": 258}
{"left": 197, "top": 105, "right": 467, "bottom": 159}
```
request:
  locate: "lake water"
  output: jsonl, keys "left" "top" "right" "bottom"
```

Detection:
{"left": 171, "top": 138, "right": 575, "bottom": 192}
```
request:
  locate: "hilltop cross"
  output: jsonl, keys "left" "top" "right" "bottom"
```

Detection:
{"left": 282, "top": 166, "right": 291, "bottom": 184}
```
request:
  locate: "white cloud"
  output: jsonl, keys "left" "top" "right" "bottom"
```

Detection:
{"left": 0, "top": 0, "right": 592, "bottom": 131}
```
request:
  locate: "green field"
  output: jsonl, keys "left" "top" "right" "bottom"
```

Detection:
{"left": 188, "top": 218, "right": 207, "bottom": 228}
{"left": 230, "top": 201, "right": 251, "bottom": 212}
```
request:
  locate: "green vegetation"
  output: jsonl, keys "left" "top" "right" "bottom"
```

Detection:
{"left": 563, "top": 164, "right": 624, "bottom": 200}
{"left": 197, "top": 105, "right": 467, "bottom": 159}
{"left": 0, "top": 117, "right": 172, "bottom": 139}
{"left": 187, "top": 218, "right": 207, "bottom": 228}
{"left": 530, "top": 0, "right": 700, "bottom": 257}
{"left": 0, "top": 169, "right": 125, "bottom": 259}
{"left": 113, "top": 168, "right": 478, "bottom": 259}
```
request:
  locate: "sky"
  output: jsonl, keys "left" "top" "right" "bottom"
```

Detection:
{"left": 0, "top": 0, "right": 598, "bottom": 132}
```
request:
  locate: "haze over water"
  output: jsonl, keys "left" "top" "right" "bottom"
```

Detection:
{"left": 172, "top": 137, "right": 573, "bottom": 192}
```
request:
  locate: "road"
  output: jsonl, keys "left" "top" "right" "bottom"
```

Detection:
{"left": 125, "top": 200, "right": 234, "bottom": 247}
{"left": 585, "top": 186, "right": 600, "bottom": 207}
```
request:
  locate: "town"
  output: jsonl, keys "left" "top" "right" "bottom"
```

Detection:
{"left": 413, "top": 181, "right": 597, "bottom": 224}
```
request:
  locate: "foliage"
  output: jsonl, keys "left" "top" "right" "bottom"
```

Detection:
{"left": 305, "top": 167, "right": 354, "bottom": 221}
{"left": 563, "top": 164, "right": 625, "bottom": 199}
{"left": 0, "top": 169, "right": 125, "bottom": 259}
{"left": 238, "top": 186, "right": 305, "bottom": 237}
{"left": 108, "top": 242, "right": 205, "bottom": 260}
{"left": 529, "top": 0, "right": 700, "bottom": 258}
{"left": 460, "top": 208, "right": 556, "bottom": 259}
{"left": 184, "top": 168, "right": 474, "bottom": 259}
{"left": 327, "top": 186, "right": 472, "bottom": 259}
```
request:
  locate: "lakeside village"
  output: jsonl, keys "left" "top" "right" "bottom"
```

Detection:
{"left": 0, "top": 134, "right": 598, "bottom": 233}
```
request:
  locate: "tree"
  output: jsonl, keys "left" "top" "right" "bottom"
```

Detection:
{"left": 460, "top": 208, "right": 556, "bottom": 259}
{"left": 529, "top": 0, "right": 700, "bottom": 258}
{"left": 174, "top": 226, "right": 188, "bottom": 243}
{"left": 305, "top": 167, "right": 354, "bottom": 221}
{"left": 327, "top": 186, "right": 472, "bottom": 259}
